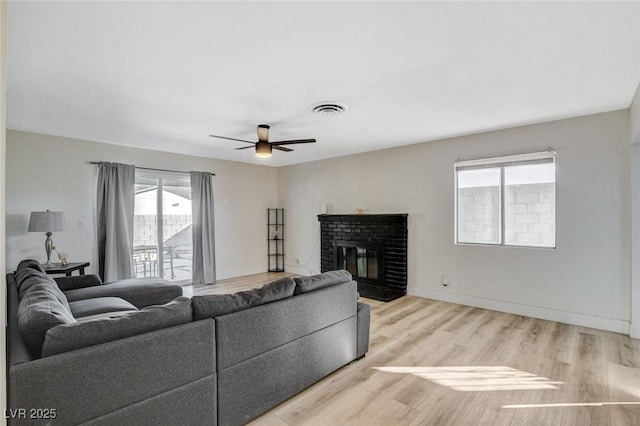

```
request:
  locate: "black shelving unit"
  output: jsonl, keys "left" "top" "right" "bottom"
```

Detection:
{"left": 267, "top": 208, "right": 285, "bottom": 272}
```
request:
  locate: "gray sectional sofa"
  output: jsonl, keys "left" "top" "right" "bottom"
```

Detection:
{"left": 6, "top": 260, "right": 370, "bottom": 425}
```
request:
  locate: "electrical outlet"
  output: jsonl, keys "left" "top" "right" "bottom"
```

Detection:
{"left": 296, "top": 258, "right": 300, "bottom": 264}
{"left": 442, "top": 275, "right": 449, "bottom": 286}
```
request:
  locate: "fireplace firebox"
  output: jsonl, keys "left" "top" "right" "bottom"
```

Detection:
{"left": 319, "top": 214, "right": 407, "bottom": 301}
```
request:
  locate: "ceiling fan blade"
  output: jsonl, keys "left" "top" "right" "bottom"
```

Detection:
{"left": 234, "top": 145, "right": 255, "bottom": 150}
{"left": 270, "top": 139, "right": 316, "bottom": 146}
{"left": 274, "top": 146, "right": 294, "bottom": 152}
{"left": 209, "top": 134, "right": 255, "bottom": 144}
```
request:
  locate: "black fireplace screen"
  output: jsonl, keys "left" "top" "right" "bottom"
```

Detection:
{"left": 334, "top": 241, "right": 383, "bottom": 281}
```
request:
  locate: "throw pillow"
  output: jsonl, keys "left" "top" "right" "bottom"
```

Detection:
{"left": 293, "top": 270, "right": 353, "bottom": 295}
{"left": 192, "top": 277, "right": 296, "bottom": 320}
{"left": 42, "top": 296, "right": 193, "bottom": 357}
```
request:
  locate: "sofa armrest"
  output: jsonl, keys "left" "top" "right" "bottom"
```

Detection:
{"left": 55, "top": 274, "right": 102, "bottom": 291}
{"left": 356, "top": 302, "right": 371, "bottom": 359}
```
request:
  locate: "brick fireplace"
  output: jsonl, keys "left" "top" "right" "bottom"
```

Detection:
{"left": 318, "top": 214, "right": 408, "bottom": 301}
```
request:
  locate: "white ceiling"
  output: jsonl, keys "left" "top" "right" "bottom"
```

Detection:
{"left": 7, "top": 1, "right": 640, "bottom": 167}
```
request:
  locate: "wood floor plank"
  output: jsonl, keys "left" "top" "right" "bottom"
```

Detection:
{"left": 606, "top": 331, "right": 640, "bottom": 369}
{"left": 559, "top": 331, "right": 612, "bottom": 426}
{"left": 607, "top": 362, "right": 640, "bottom": 424}
{"left": 190, "top": 273, "right": 640, "bottom": 425}
{"left": 542, "top": 321, "right": 578, "bottom": 364}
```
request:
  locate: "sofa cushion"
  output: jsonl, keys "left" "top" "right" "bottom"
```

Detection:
{"left": 64, "top": 277, "right": 183, "bottom": 308}
{"left": 41, "top": 296, "right": 193, "bottom": 357}
{"left": 55, "top": 274, "right": 103, "bottom": 291}
{"left": 192, "top": 277, "right": 296, "bottom": 320}
{"left": 76, "top": 310, "right": 134, "bottom": 322}
{"left": 215, "top": 280, "right": 357, "bottom": 370}
{"left": 293, "top": 270, "right": 352, "bottom": 295}
{"left": 17, "top": 282, "right": 77, "bottom": 356}
{"left": 69, "top": 297, "right": 138, "bottom": 318}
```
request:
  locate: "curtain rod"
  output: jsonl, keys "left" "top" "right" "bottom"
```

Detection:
{"left": 89, "top": 161, "right": 215, "bottom": 176}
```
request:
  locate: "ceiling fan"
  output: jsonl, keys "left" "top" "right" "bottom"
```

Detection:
{"left": 209, "top": 124, "right": 316, "bottom": 158}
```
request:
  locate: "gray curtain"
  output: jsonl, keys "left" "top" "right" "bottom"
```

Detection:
{"left": 191, "top": 171, "right": 216, "bottom": 285}
{"left": 97, "top": 162, "right": 135, "bottom": 282}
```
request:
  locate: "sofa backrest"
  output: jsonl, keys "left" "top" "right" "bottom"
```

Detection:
{"left": 192, "top": 277, "right": 295, "bottom": 320}
{"left": 293, "top": 270, "right": 352, "bottom": 295}
{"left": 42, "top": 296, "right": 193, "bottom": 357}
{"left": 215, "top": 280, "right": 358, "bottom": 371}
{"left": 12, "top": 262, "right": 77, "bottom": 357}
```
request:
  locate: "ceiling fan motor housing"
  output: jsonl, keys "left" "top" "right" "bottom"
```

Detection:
{"left": 257, "top": 124, "right": 270, "bottom": 142}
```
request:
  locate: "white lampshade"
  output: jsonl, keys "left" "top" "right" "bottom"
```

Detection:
{"left": 28, "top": 210, "right": 66, "bottom": 232}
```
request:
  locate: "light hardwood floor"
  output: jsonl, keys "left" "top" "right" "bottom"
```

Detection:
{"left": 185, "top": 273, "right": 640, "bottom": 425}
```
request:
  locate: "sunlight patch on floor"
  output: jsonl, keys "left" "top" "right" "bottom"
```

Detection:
{"left": 373, "top": 366, "right": 563, "bottom": 392}
{"left": 502, "top": 402, "right": 640, "bottom": 409}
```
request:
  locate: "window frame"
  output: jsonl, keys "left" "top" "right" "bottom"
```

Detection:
{"left": 454, "top": 151, "right": 556, "bottom": 249}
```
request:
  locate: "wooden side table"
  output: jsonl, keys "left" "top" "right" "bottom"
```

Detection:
{"left": 42, "top": 262, "right": 90, "bottom": 276}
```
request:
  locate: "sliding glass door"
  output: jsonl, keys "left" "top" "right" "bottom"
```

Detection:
{"left": 133, "top": 171, "right": 193, "bottom": 283}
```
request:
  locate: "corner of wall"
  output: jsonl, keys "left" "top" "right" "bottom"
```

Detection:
{"left": 630, "top": 80, "right": 640, "bottom": 338}
{"left": 1, "top": 0, "right": 8, "bottom": 419}
{"left": 630, "top": 81, "right": 640, "bottom": 146}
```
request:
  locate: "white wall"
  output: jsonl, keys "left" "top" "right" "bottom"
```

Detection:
{"left": 278, "top": 110, "right": 631, "bottom": 333}
{"left": 630, "top": 82, "right": 640, "bottom": 338}
{"left": 5, "top": 130, "right": 278, "bottom": 280}
{"left": 1, "top": 0, "right": 8, "bottom": 420}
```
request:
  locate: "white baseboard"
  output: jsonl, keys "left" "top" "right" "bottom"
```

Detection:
{"left": 284, "top": 264, "right": 314, "bottom": 276}
{"left": 630, "top": 322, "right": 640, "bottom": 339}
{"left": 412, "top": 287, "right": 630, "bottom": 335}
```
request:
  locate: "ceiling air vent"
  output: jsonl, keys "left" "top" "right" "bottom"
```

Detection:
{"left": 312, "top": 103, "right": 347, "bottom": 116}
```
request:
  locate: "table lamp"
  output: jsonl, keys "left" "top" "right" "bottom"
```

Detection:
{"left": 28, "top": 210, "right": 66, "bottom": 267}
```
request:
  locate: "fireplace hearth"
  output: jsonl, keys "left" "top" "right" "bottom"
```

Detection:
{"left": 318, "top": 214, "right": 408, "bottom": 301}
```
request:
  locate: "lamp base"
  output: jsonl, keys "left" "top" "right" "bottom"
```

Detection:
{"left": 44, "top": 231, "right": 54, "bottom": 268}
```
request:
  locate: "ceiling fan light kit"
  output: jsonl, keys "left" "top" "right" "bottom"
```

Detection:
{"left": 209, "top": 123, "right": 317, "bottom": 158}
{"left": 255, "top": 140, "right": 273, "bottom": 158}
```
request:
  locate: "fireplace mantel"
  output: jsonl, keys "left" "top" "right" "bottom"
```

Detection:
{"left": 318, "top": 213, "right": 408, "bottom": 301}
{"left": 318, "top": 214, "right": 408, "bottom": 223}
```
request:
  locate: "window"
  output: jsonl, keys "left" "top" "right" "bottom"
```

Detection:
{"left": 134, "top": 170, "right": 193, "bottom": 282}
{"left": 455, "top": 151, "right": 556, "bottom": 248}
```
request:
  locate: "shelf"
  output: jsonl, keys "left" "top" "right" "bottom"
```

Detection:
{"left": 267, "top": 208, "right": 285, "bottom": 273}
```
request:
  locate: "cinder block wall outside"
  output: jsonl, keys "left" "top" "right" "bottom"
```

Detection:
{"left": 133, "top": 214, "right": 191, "bottom": 247}
{"left": 458, "top": 183, "right": 555, "bottom": 247}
